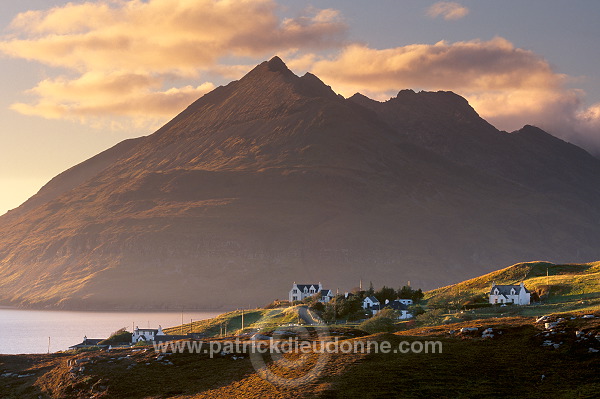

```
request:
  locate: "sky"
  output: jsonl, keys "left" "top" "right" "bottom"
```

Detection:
{"left": 1, "top": 0, "right": 600, "bottom": 215}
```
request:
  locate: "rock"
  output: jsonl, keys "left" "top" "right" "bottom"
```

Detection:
{"left": 460, "top": 327, "right": 478, "bottom": 333}
{"left": 250, "top": 334, "right": 270, "bottom": 341}
{"left": 588, "top": 348, "right": 599, "bottom": 353}
{"left": 582, "top": 315, "right": 595, "bottom": 319}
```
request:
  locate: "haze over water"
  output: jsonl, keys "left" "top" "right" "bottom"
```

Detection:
{"left": 0, "top": 308, "right": 222, "bottom": 354}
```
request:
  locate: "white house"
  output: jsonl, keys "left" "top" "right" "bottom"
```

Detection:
{"left": 289, "top": 283, "right": 326, "bottom": 302}
{"left": 362, "top": 296, "right": 380, "bottom": 311}
{"left": 363, "top": 297, "right": 413, "bottom": 319}
{"left": 489, "top": 282, "right": 531, "bottom": 305}
{"left": 384, "top": 299, "right": 413, "bottom": 319}
{"left": 320, "top": 289, "right": 334, "bottom": 303}
{"left": 132, "top": 326, "right": 165, "bottom": 343}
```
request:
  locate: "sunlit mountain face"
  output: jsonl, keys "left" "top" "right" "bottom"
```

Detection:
{"left": 1, "top": 57, "right": 600, "bottom": 310}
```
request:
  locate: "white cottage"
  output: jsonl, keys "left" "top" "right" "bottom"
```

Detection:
{"left": 320, "top": 289, "right": 334, "bottom": 303}
{"left": 363, "top": 297, "right": 413, "bottom": 319}
{"left": 289, "top": 283, "right": 323, "bottom": 302}
{"left": 132, "top": 326, "right": 165, "bottom": 343}
{"left": 362, "top": 296, "right": 380, "bottom": 311}
{"left": 489, "top": 282, "right": 531, "bottom": 305}
{"left": 384, "top": 299, "right": 413, "bottom": 319}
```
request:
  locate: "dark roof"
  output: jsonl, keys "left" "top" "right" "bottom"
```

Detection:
{"left": 69, "top": 338, "right": 106, "bottom": 349}
{"left": 295, "top": 284, "right": 320, "bottom": 292}
{"left": 364, "top": 296, "right": 379, "bottom": 303}
{"left": 320, "top": 289, "right": 333, "bottom": 296}
{"left": 490, "top": 284, "right": 529, "bottom": 295}
{"left": 384, "top": 301, "right": 409, "bottom": 311}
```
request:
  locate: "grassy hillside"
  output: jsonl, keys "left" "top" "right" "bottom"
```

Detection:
{"left": 163, "top": 307, "right": 305, "bottom": 337}
{"left": 423, "top": 261, "right": 600, "bottom": 317}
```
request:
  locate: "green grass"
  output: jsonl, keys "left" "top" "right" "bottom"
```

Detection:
{"left": 163, "top": 306, "right": 307, "bottom": 337}
{"left": 426, "top": 260, "right": 600, "bottom": 310}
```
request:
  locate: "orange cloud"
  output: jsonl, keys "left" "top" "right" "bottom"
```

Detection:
{"left": 0, "top": 0, "right": 346, "bottom": 125}
{"left": 1, "top": 0, "right": 346, "bottom": 74}
{"left": 427, "top": 2, "right": 469, "bottom": 21}
{"left": 11, "top": 71, "right": 215, "bottom": 122}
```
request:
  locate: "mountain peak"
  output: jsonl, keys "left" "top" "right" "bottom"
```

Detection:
{"left": 266, "top": 56, "right": 288, "bottom": 72}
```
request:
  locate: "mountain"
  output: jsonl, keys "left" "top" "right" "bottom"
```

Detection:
{"left": 1, "top": 57, "right": 600, "bottom": 310}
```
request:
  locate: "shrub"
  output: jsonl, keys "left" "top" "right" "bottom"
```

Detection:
{"left": 376, "top": 308, "right": 400, "bottom": 319}
{"left": 415, "top": 309, "right": 445, "bottom": 326}
{"left": 309, "top": 301, "right": 325, "bottom": 313}
{"left": 347, "top": 309, "right": 369, "bottom": 321}
{"left": 359, "top": 316, "right": 397, "bottom": 334}
{"left": 99, "top": 328, "right": 132, "bottom": 345}
{"left": 409, "top": 305, "right": 426, "bottom": 317}
{"left": 264, "top": 300, "right": 290, "bottom": 309}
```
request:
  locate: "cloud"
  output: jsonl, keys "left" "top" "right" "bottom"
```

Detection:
{"left": 10, "top": 71, "right": 215, "bottom": 121}
{"left": 427, "top": 2, "right": 469, "bottom": 20}
{"left": 309, "top": 38, "right": 562, "bottom": 101}
{"left": 303, "top": 37, "right": 600, "bottom": 155}
{"left": 0, "top": 0, "right": 346, "bottom": 125}
{"left": 2, "top": 0, "right": 346, "bottom": 74}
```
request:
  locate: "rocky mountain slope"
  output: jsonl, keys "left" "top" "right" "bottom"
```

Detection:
{"left": 1, "top": 57, "right": 600, "bottom": 309}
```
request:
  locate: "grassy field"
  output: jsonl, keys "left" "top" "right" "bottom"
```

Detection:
{"left": 163, "top": 306, "right": 307, "bottom": 337}
{"left": 425, "top": 261, "right": 600, "bottom": 310}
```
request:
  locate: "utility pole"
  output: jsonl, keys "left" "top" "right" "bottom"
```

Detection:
{"left": 48, "top": 337, "right": 51, "bottom": 354}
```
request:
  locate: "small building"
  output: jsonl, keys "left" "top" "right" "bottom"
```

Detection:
{"left": 383, "top": 299, "right": 413, "bottom": 319}
{"left": 362, "top": 296, "right": 380, "bottom": 310}
{"left": 320, "top": 289, "right": 334, "bottom": 303}
{"left": 364, "top": 297, "right": 413, "bottom": 319}
{"left": 132, "top": 326, "right": 165, "bottom": 343}
{"left": 69, "top": 336, "right": 107, "bottom": 350}
{"left": 289, "top": 283, "right": 324, "bottom": 302}
{"left": 489, "top": 282, "right": 531, "bottom": 305}
{"left": 397, "top": 298, "right": 413, "bottom": 306}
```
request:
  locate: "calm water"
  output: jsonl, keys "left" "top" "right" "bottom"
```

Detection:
{"left": 0, "top": 308, "right": 223, "bottom": 354}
